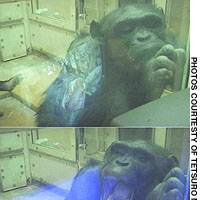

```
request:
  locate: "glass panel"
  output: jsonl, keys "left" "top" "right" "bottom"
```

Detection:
{"left": 0, "top": 0, "right": 189, "bottom": 127}
{"left": 119, "top": 128, "right": 153, "bottom": 141}
{"left": 31, "top": 128, "right": 75, "bottom": 151}
{"left": 0, "top": 128, "right": 189, "bottom": 200}
{"left": 32, "top": 0, "right": 69, "bottom": 19}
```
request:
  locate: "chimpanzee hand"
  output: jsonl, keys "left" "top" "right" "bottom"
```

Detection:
{"left": 146, "top": 167, "right": 186, "bottom": 200}
{"left": 144, "top": 44, "right": 185, "bottom": 100}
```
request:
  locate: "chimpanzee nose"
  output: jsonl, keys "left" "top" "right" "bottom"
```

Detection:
{"left": 115, "top": 156, "right": 130, "bottom": 167}
{"left": 137, "top": 34, "right": 151, "bottom": 42}
{"left": 116, "top": 160, "right": 129, "bottom": 167}
{"left": 135, "top": 30, "right": 152, "bottom": 42}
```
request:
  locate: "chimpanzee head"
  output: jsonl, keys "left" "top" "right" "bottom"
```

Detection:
{"left": 101, "top": 140, "right": 179, "bottom": 199}
{"left": 90, "top": 4, "right": 167, "bottom": 72}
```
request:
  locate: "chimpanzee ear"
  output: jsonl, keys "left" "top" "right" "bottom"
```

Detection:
{"left": 168, "top": 155, "right": 179, "bottom": 167}
{"left": 90, "top": 20, "right": 101, "bottom": 38}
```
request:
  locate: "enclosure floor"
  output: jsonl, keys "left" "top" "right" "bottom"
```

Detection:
{"left": 0, "top": 185, "right": 39, "bottom": 200}
{"left": 0, "top": 180, "right": 71, "bottom": 200}
{"left": 0, "top": 54, "right": 61, "bottom": 127}
{"left": 0, "top": 97, "right": 35, "bottom": 127}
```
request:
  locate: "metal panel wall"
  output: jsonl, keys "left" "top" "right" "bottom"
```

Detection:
{"left": 29, "top": 128, "right": 77, "bottom": 161}
{"left": 0, "top": 1, "right": 29, "bottom": 61}
{"left": 30, "top": 151, "right": 78, "bottom": 183}
{"left": 28, "top": 0, "right": 76, "bottom": 57}
{"left": 30, "top": 0, "right": 76, "bottom": 31}
{"left": 30, "top": 21, "right": 75, "bottom": 58}
{"left": 0, "top": 132, "right": 23, "bottom": 152}
{"left": 0, "top": 153, "right": 27, "bottom": 191}
{"left": 0, "top": 23, "right": 27, "bottom": 61}
{"left": 0, "top": 132, "right": 28, "bottom": 191}
{"left": 0, "top": 1, "right": 23, "bottom": 22}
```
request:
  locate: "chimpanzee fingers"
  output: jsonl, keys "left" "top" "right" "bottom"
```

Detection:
{"left": 153, "top": 68, "right": 173, "bottom": 82}
{"left": 164, "top": 167, "right": 186, "bottom": 185}
{"left": 175, "top": 48, "right": 186, "bottom": 66}
{"left": 163, "top": 189, "right": 184, "bottom": 200}
{"left": 150, "top": 55, "right": 176, "bottom": 72}
{"left": 155, "top": 44, "right": 177, "bottom": 63}
{"left": 162, "top": 177, "right": 185, "bottom": 195}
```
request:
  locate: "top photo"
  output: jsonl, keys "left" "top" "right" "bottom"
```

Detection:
{"left": 0, "top": 0, "right": 189, "bottom": 127}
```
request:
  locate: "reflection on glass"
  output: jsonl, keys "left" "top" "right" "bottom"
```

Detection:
{"left": 32, "top": 0, "right": 68, "bottom": 19}
{"left": 0, "top": 0, "right": 189, "bottom": 127}
{"left": 32, "top": 128, "right": 75, "bottom": 151}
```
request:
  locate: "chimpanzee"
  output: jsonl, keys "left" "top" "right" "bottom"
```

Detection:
{"left": 66, "top": 140, "right": 186, "bottom": 200}
{"left": 37, "top": 4, "right": 185, "bottom": 126}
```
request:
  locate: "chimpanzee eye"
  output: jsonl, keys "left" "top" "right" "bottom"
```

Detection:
{"left": 135, "top": 151, "right": 155, "bottom": 163}
{"left": 121, "top": 26, "right": 135, "bottom": 34}
{"left": 114, "top": 28, "right": 134, "bottom": 36}
{"left": 137, "top": 156, "right": 146, "bottom": 162}
{"left": 110, "top": 145, "right": 128, "bottom": 156}
{"left": 113, "top": 149, "right": 126, "bottom": 156}
{"left": 107, "top": 149, "right": 126, "bottom": 162}
{"left": 114, "top": 22, "right": 135, "bottom": 36}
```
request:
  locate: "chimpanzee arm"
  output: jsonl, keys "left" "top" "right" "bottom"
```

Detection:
{"left": 146, "top": 167, "right": 186, "bottom": 200}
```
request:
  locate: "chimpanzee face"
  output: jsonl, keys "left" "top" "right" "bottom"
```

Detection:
{"left": 101, "top": 141, "right": 178, "bottom": 189}
{"left": 101, "top": 141, "right": 157, "bottom": 186}
{"left": 91, "top": 5, "right": 167, "bottom": 70}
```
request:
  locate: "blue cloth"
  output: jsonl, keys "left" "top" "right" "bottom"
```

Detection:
{"left": 66, "top": 166, "right": 118, "bottom": 200}
{"left": 66, "top": 167, "right": 101, "bottom": 200}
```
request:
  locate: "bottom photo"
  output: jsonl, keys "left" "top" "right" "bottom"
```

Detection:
{"left": 0, "top": 128, "right": 189, "bottom": 200}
